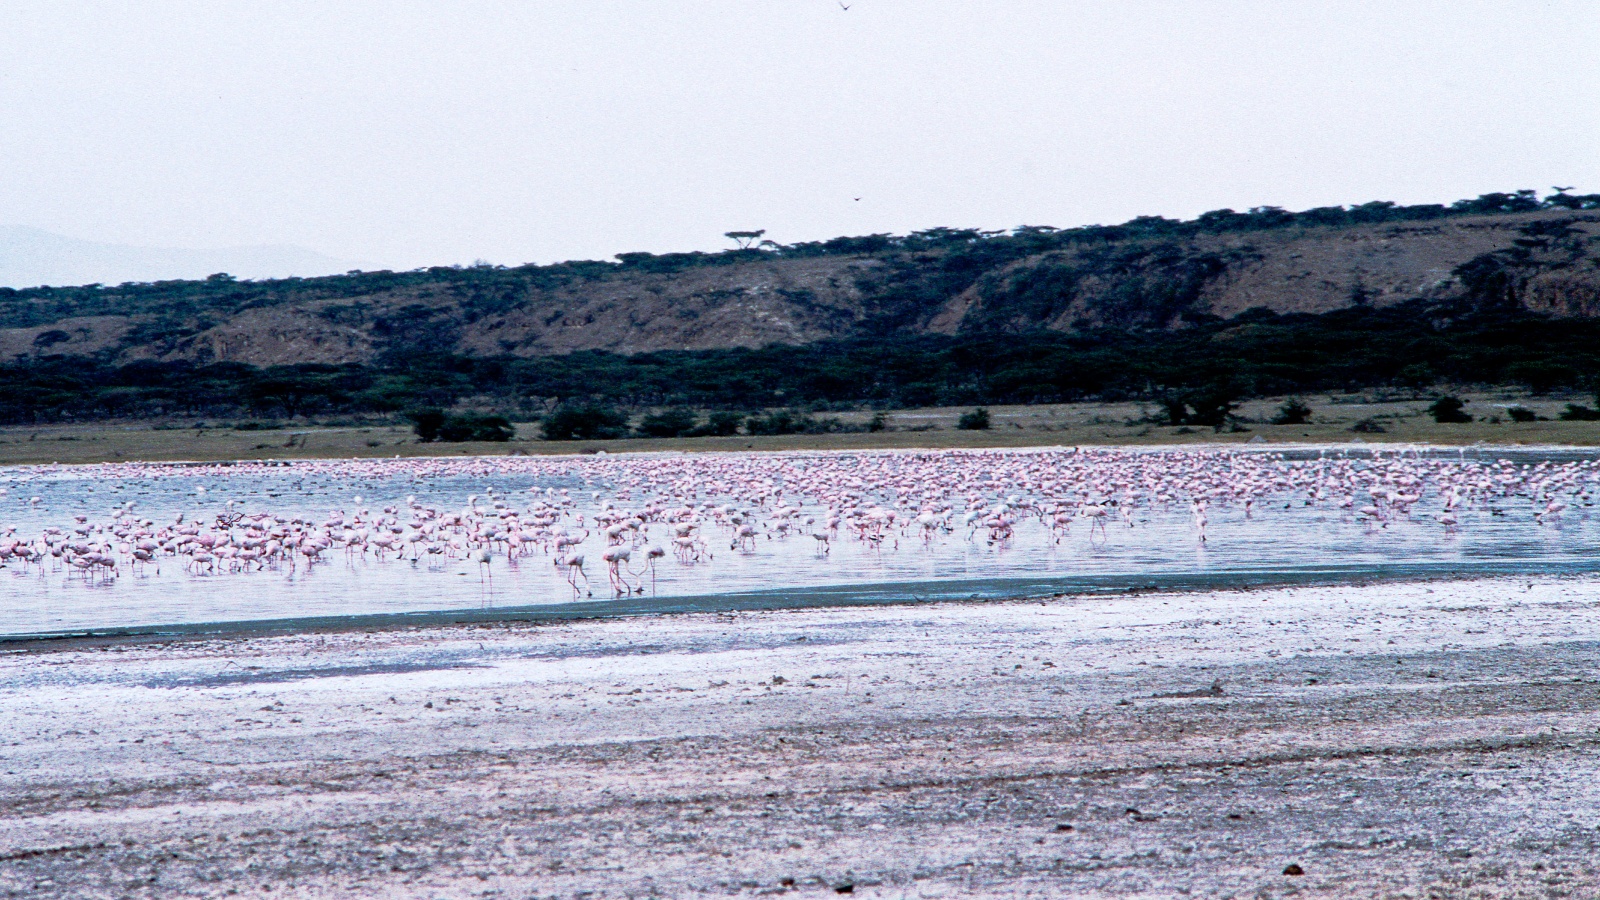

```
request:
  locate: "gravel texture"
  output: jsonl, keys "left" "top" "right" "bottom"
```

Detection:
{"left": 4, "top": 576, "right": 1600, "bottom": 898}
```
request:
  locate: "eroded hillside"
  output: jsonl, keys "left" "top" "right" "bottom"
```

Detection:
{"left": 2, "top": 206, "right": 1597, "bottom": 367}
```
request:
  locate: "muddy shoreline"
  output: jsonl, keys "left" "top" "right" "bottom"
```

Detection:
{"left": 5, "top": 575, "right": 1600, "bottom": 897}
{"left": 9, "top": 563, "right": 1592, "bottom": 647}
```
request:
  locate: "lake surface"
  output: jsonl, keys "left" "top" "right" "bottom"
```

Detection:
{"left": 1, "top": 446, "right": 1596, "bottom": 638}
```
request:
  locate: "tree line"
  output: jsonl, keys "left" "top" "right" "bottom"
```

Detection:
{"left": 1, "top": 300, "right": 1597, "bottom": 426}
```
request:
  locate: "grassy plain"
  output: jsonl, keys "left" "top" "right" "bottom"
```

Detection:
{"left": 0, "top": 392, "right": 1595, "bottom": 465}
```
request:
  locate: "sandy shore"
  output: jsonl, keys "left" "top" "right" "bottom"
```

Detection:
{"left": 4, "top": 576, "right": 1600, "bottom": 898}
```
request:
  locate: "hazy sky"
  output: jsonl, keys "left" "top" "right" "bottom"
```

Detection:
{"left": 2, "top": 1, "right": 1596, "bottom": 272}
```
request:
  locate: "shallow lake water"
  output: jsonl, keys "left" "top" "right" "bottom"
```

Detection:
{"left": 0, "top": 446, "right": 1596, "bottom": 638}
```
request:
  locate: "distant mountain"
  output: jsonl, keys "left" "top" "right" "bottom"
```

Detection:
{"left": 0, "top": 225, "right": 355, "bottom": 289}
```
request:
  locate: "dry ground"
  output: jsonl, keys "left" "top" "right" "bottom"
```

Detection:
{"left": 1, "top": 392, "right": 1597, "bottom": 465}
{"left": 5, "top": 576, "right": 1600, "bottom": 897}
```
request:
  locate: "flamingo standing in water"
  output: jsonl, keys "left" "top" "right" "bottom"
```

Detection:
{"left": 644, "top": 544, "right": 665, "bottom": 589}
{"left": 11, "top": 445, "right": 1598, "bottom": 608}
{"left": 556, "top": 553, "right": 588, "bottom": 592}
{"left": 601, "top": 545, "right": 632, "bottom": 594}
{"left": 811, "top": 531, "right": 831, "bottom": 556}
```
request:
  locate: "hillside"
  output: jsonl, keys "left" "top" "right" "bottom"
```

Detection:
{"left": 3, "top": 192, "right": 1600, "bottom": 425}
{"left": 2, "top": 192, "right": 1598, "bottom": 368}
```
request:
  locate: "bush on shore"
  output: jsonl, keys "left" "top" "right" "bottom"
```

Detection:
{"left": 541, "top": 403, "right": 629, "bottom": 441}
{"left": 409, "top": 409, "right": 514, "bottom": 442}
{"left": 1272, "top": 398, "right": 1312, "bottom": 425}
{"left": 957, "top": 408, "right": 991, "bottom": 430}
{"left": 1428, "top": 396, "right": 1473, "bottom": 423}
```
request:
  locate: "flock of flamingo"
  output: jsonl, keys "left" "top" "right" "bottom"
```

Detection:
{"left": 0, "top": 448, "right": 1594, "bottom": 597}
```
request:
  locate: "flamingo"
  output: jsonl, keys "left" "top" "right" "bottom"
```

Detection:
{"left": 556, "top": 553, "right": 588, "bottom": 591}
{"left": 601, "top": 546, "right": 632, "bottom": 594}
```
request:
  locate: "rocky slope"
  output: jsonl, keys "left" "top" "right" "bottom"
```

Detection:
{"left": 1, "top": 209, "right": 1596, "bottom": 367}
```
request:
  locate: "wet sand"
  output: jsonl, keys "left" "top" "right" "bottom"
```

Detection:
{"left": 4, "top": 576, "right": 1600, "bottom": 898}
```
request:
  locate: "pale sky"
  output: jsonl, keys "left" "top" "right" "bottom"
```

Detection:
{"left": 1, "top": 1, "right": 1596, "bottom": 273}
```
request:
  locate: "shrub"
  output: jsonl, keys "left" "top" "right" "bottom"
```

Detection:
{"left": 410, "top": 408, "right": 514, "bottom": 442}
{"left": 1184, "top": 386, "right": 1239, "bottom": 430}
{"left": 1160, "top": 382, "right": 1242, "bottom": 429}
{"left": 1559, "top": 403, "right": 1600, "bottom": 421}
{"left": 1350, "top": 418, "right": 1387, "bottom": 433}
{"left": 746, "top": 409, "right": 850, "bottom": 435}
{"left": 688, "top": 411, "right": 743, "bottom": 436}
{"left": 867, "top": 412, "right": 887, "bottom": 433}
{"left": 957, "top": 408, "right": 991, "bottom": 430}
{"left": 635, "top": 407, "right": 698, "bottom": 438}
{"left": 746, "top": 410, "right": 804, "bottom": 436}
{"left": 1160, "top": 395, "right": 1189, "bottom": 426}
{"left": 407, "top": 408, "right": 447, "bottom": 442}
{"left": 1427, "top": 396, "right": 1472, "bottom": 423}
{"left": 1506, "top": 406, "right": 1538, "bottom": 422}
{"left": 541, "top": 403, "right": 629, "bottom": 441}
{"left": 437, "top": 413, "right": 514, "bottom": 442}
{"left": 1272, "top": 398, "right": 1312, "bottom": 425}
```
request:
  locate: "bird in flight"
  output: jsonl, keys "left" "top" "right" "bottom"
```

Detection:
{"left": 1552, "top": 186, "right": 1575, "bottom": 193}
{"left": 853, "top": 197, "right": 861, "bottom": 202}
{"left": 839, "top": 1, "right": 851, "bottom": 9}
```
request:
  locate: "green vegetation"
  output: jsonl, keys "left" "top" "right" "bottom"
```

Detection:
{"left": 628, "top": 408, "right": 747, "bottom": 438}
{"left": 1272, "top": 398, "right": 1313, "bottom": 425}
{"left": 1428, "top": 396, "right": 1473, "bottom": 424}
{"left": 539, "top": 403, "right": 629, "bottom": 441}
{"left": 695, "top": 412, "right": 743, "bottom": 437}
{"left": 635, "top": 408, "right": 699, "bottom": 438}
{"left": 957, "top": 408, "right": 991, "bottom": 430}
{"left": 0, "top": 190, "right": 1597, "bottom": 434}
{"left": 408, "top": 409, "right": 515, "bottom": 442}
{"left": 745, "top": 410, "right": 852, "bottom": 436}
{"left": 1, "top": 300, "right": 1598, "bottom": 428}
{"left": 1560, "top": 401, "right": 1600, "bottom": 421}
{"left": 1160, "top": 385, "right": 1241, "bottom": 430}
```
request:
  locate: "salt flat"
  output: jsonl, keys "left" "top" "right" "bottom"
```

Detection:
{"left": 4, "top": 576, "right": 1600, "bottom": 898}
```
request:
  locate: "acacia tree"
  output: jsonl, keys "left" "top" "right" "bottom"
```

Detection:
{"left": 724, "top": 229, "right": 766, "bottom": 249}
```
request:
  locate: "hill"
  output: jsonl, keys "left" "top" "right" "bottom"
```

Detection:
{"left": 1, "top": 191, "right": 1597, "bottom": 368}
{"left": 1, "top": 191, "right": 1599, "bottom": 425}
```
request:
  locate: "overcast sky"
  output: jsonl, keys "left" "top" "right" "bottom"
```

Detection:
{"left": 2, "top": 1, "right": 1596, "bottom": 273}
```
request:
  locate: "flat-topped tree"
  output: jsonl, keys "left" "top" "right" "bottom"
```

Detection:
{"left": 724, "top": 229, "right": 766, "bottom": 250}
